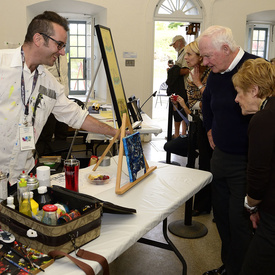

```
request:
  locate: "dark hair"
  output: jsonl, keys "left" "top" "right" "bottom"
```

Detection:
{"left": 24, "top": 11, "right": 69, "bottom": 43}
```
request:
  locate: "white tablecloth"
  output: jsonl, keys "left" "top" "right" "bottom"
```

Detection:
{"left": 45, "top": 157, "right": 212, "bottom": 274}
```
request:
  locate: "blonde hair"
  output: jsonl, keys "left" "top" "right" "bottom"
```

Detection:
{"left": 185, "top": 40, "right": 200, "bottom": 55}
{"left": 232, "top": 58, "right": 275, "bottom": 98}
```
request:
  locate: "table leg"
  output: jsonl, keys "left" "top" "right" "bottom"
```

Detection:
{"left": 138, "top": 218, "right": 187, "bottom": 275}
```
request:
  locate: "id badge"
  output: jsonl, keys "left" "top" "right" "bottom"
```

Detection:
{"left": 19, "top": 126, "right": 35, "bottom": 151}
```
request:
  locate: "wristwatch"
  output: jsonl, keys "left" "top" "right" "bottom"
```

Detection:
{"left": 244, "top": 196, "right": 258, "bottom": 214}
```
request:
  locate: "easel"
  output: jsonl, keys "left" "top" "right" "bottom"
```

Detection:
{"left": 92, "top": 113, "right": 157, "bottom": 194}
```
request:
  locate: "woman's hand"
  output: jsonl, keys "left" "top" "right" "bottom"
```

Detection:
{"left": 170, "top": 95, "right": 177, "bottom": 105}
{"left": 177, "top": 96, "right": 186, "bottom": 108}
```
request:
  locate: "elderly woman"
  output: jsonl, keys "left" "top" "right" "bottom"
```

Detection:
{"left": 232, "top": 58, "right": 275, "bottom": 275}
{"left": 165, "top": 40, "right": 212, "bottom": 216}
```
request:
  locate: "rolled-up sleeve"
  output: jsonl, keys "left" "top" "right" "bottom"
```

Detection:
{"left": 52, "top": 92, "right": 88, "bottom": 130}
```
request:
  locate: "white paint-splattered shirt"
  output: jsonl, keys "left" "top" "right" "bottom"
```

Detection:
{"left": 0, "top": 47, "right": 88, "bottom": 185}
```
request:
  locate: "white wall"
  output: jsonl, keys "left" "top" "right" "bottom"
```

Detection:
{"left": 1, "top": 0, "right": 274, "bottom": 116}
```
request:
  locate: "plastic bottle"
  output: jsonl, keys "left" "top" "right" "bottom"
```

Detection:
{"left": 29, "top": 191, "right": 39, "bottom": 216}
{"left": 36, "top": 166, "right": 50, "bottom": 187}
{"left": 6, "top": 196, "right": 15, "bottom": 209}
{"left": 17, "top": 178, "right": 29, "bottom": 212}
{"left": 35, "top": 186, "right": 52, "bottom": 210}
{"left": 20, "top": 192, "right": 32, "bottom": 217}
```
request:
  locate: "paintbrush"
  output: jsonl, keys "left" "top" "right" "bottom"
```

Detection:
{"left": 0, "top": 251, "right": 32, "bottom": 274}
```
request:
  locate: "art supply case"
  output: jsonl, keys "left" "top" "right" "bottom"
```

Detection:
{"left": 0, "top": 185, "right": 135, "bottom": 255}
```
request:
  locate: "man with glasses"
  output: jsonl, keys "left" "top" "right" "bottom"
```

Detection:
{"left": 0, "top": 11, "right": 118, "bottom": 193}
{"left": 39, "top": 33, "right": 67, "bottom": 51}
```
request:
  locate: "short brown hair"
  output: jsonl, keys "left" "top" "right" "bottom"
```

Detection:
{"left": 24, "top": 11, "right": 69, "bottom": 43}
{"left": 232, "top": 58, "right": 275, "bottom": 99}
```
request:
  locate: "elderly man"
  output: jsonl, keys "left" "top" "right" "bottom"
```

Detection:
{"left": 0, "top": 11, "right": 117, "bottom": 193}
{"left": 197, "top": 26, "right": 259, "bottom": 275}
{"left": 166, "top": 35, "right": 189, "bottom": 138}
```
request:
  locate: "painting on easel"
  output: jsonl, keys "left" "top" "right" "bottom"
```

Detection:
{"left": 123, "top": 132, "right": 146, "bottom": 182}
{"left": 95, "top": 24, "right": 131, "bottom": 128}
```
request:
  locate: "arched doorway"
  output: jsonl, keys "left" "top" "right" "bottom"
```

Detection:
{"left": 153, "top": 0, "right": 204, "bottom": 120}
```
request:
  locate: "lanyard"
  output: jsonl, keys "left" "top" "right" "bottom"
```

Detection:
{"left": 54, "top": 56, "right": 62, "bottom": 83}
{"left": 173, "top": 103, "right": 190, "bottom": 125}
{"left": 21, "top": 48, "right": 39, "bottom": 117}
{"left": 178, "top": 48, "right": 184, "bottom": 58}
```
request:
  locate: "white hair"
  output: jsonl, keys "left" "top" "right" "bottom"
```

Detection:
{"left": 197, "top": 25, "right": 238, "bottom": 51}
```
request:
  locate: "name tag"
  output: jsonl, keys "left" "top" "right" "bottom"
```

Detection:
{"left": 19, "top": 126, "right": 35, "bottom": 151}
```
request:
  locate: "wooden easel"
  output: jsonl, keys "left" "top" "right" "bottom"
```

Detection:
{"left": 92, "top": 113, "right": 157, "bottom": 194}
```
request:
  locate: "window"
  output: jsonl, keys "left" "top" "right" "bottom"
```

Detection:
{"left": 67, "top": 21, "right": 88, "bottom": 95}
{"left": 246, "top": 24, "right": 270, "bottom": 59}
{"left": 155, "top": 0, "right": 202, "bottom": 20}
{"left": 251, "top": 28, "right": 268, "bottom": 58}
{"left": 157, "top": 0, "right": 199, "bottom": 16}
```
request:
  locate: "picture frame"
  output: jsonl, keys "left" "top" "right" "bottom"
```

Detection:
{"left": 127, "top": 99, "right": 143, "bottom": 123}
{"left": 95, "top": 24, "right": 131, "bottom": 128}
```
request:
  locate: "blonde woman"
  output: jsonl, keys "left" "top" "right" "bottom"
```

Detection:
{"left": 166, "top": 40, "right": 212, "bottom": 216}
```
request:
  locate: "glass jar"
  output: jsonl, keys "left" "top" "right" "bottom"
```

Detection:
{"left": 41, "top": 204, "right": 58, "bottom": 225}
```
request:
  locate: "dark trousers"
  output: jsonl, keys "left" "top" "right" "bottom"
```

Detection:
{"left": 240, "top": 210, "right": 275, "bottom": 275}
{"left": 211, "top": 147, "right": 253, "bottom": 275}
{"left": 193, "top": 119, "right": 212, "bottom": 212}
{"left": 164, "top": 118, "right": 212, "bottom": 212}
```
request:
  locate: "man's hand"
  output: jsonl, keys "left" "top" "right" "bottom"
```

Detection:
{"left": 81, "top": 114, "right": 118, "bottom": 138}
{"left": 207, "top": 129, "right": 215, "bottom": 149}
{"left": 250, "top": 212, "right": 260, "bottom": 229}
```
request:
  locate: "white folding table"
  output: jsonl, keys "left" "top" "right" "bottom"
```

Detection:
{"left": 45, "top": 157, "right": 212, "bottom": 274}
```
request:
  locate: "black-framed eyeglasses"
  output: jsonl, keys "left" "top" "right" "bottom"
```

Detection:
{"left": 39, "top": 33, "right": 66, "bottom": 51}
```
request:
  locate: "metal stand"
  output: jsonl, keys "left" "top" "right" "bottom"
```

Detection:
{"left": 66, "top": 58, "right": 103, "bottom": 160}
{"left": 168, "top": 197, "right": 208, "bottom": 238}
{"left": 167, "top": 109, "right": 208, "bottom": 239}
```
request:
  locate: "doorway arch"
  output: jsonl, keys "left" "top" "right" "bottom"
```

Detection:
{"left": 155, "top": 0, "right": 203, "bottom": 22}
{"left": 152, "top": 0, "right": 204, "bottom": 119}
